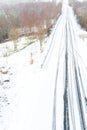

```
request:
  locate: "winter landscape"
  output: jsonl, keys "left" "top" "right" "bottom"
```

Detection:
{"left": 0, "top": 0, "right": 87, "bottom": 130}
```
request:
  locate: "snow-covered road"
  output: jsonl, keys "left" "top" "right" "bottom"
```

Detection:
{"left": 0, "top": 3, "right": 87, "bottom": 130}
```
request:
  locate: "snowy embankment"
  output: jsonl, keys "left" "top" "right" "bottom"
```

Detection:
{"left": 0, "top": 16, "right": 60, "bottom": 130}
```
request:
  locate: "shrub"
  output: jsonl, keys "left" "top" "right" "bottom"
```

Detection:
{"left": 73, "top": 1, "right": 87, "bottom": 30}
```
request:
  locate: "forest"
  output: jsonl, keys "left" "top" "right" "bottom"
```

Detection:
{"left": 0, "top": 2, "right": 62, "bottom": 43}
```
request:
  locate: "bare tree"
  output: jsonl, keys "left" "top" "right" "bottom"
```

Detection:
{"left": 9, "top": 28, "right": 19, "bottom": 51}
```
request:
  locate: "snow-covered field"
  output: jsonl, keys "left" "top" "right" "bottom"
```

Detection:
{"left": 0, "top": 3, "right": 87, "bottom": 130}
{"left": 0, "top": 14, "right": 60, "bottom": 130}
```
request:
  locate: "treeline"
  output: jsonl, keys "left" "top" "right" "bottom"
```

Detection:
{"left": 0, "top": 2, "right": 62, "bottom": 43}
{"left": 73, "top": 1, "right": 87, "bottom": 30}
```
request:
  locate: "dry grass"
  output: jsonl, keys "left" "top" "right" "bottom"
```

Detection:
{"left": 1, "top": 70, "right": 8, "bottom": 74}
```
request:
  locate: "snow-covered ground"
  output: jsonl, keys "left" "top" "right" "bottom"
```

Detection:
{"left": 0, "top": 10, "right": 62, "bottom": 130}
{"left": 0, "top": 3, "right": 87, "bottom": 130}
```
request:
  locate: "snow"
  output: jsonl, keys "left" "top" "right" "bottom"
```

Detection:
{"left": 0, "top": 3, "right": 87, "bottom": 130}
{"left": 0, "top": 13, "right": 58, "bottom": 130}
